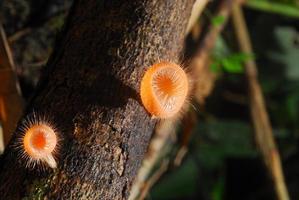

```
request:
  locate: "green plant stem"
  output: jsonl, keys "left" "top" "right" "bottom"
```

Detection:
{"left": 246, "top": 0, "right": 299, "bottom": 18}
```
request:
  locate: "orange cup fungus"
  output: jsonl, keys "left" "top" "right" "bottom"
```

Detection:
{"left": 18, "top": 114, "right": 59, "bottom": 169}
{"left": 23, "top": 124, "right": 57, "bottom": 168}
{"left": 140, "top": 61, "right": 189, "bottom": 118}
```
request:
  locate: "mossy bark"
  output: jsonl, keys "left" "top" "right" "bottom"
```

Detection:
{"left": 0, "top": 0, "right": 194, "bottom": 199}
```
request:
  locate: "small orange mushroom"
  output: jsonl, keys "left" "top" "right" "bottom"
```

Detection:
{"left": 23, "top": 124, "right": 57, "bottom": 168}
{"left": 17, "top": 113, "right": 59, "bottom": 169}
{"left": 140, "top": 61, "right": 189, "bottom": 118}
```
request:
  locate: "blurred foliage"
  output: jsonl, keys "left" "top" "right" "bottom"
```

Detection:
{"left": 150, "top": 121, "right": 257, "bottom": 199}
{"left": 211, "top": 15, "right": 226, "bottom": 27}
{"left": 210, "top": 37, "right": 252, "bottom": 74}
{"left": 150, "top": 158, "right": 199, "bottom": 199}
{"left": 246, "top": 0, "right": 299, "bottom": 18}
{"left": 150, "top": 1, "right": 299, "bottom": 200}
{"left": 268, "top": 26, "right": 299, "bottom": 80}
{"left": 195, "top": 121, "right": 257, "bottom": 169}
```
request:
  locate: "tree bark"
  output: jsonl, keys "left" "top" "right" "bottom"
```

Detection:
{"left": 0, "top": 0, "right": 194, "bottom": 199}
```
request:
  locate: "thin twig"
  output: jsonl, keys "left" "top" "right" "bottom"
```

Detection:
{"left": 128, "top": 120, "right": 177, "bottom": 200}
{"left": 186, "top": 0, "right": 210, "bottom": 35}
{"left": 173, "top": 0, "right": 233, "bottom": 170}
{"left": 0, "top": 25, "right": 23, "bottom": 150}
{"left": 137, "top": 160, "right": 169, "bottom": 200}
{"left": 232, "top": 4, "right": 290, "bottom": 200}
{"left": 7, "top": 28, "right": 32, "bottom": 44}
{"left": 191, "top": 0, "right": 233, "bottom": 104}
{"left": 8, "top": 7, "right": 70, "bottom": 44}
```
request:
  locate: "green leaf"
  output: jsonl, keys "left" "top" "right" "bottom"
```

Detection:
{"left": 221, "top": 58, "right": 243, "bottom": 73}
{"left": 268, "top": 27, "right": 299, "bottom": 80}
{"left": 210, "top": 62, "right": 222, "bottom": 73}
{"left": 221, "top": 53, "right": 253, "bottom": 74}
{"left": 212, "top": 15, "right": 226, "bottom": 26}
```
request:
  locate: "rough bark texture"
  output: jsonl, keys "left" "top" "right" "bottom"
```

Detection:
{"left": 0, "top": 0, "right": 194, "bottom": 199}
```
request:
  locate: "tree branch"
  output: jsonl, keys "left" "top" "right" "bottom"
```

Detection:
{"left": 0, "top": 0, "right": 195, "bottom": 199}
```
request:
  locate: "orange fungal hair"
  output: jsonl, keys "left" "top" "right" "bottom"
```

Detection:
{"left": 140, "top": 61, "right": 189, "bottom": 118}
